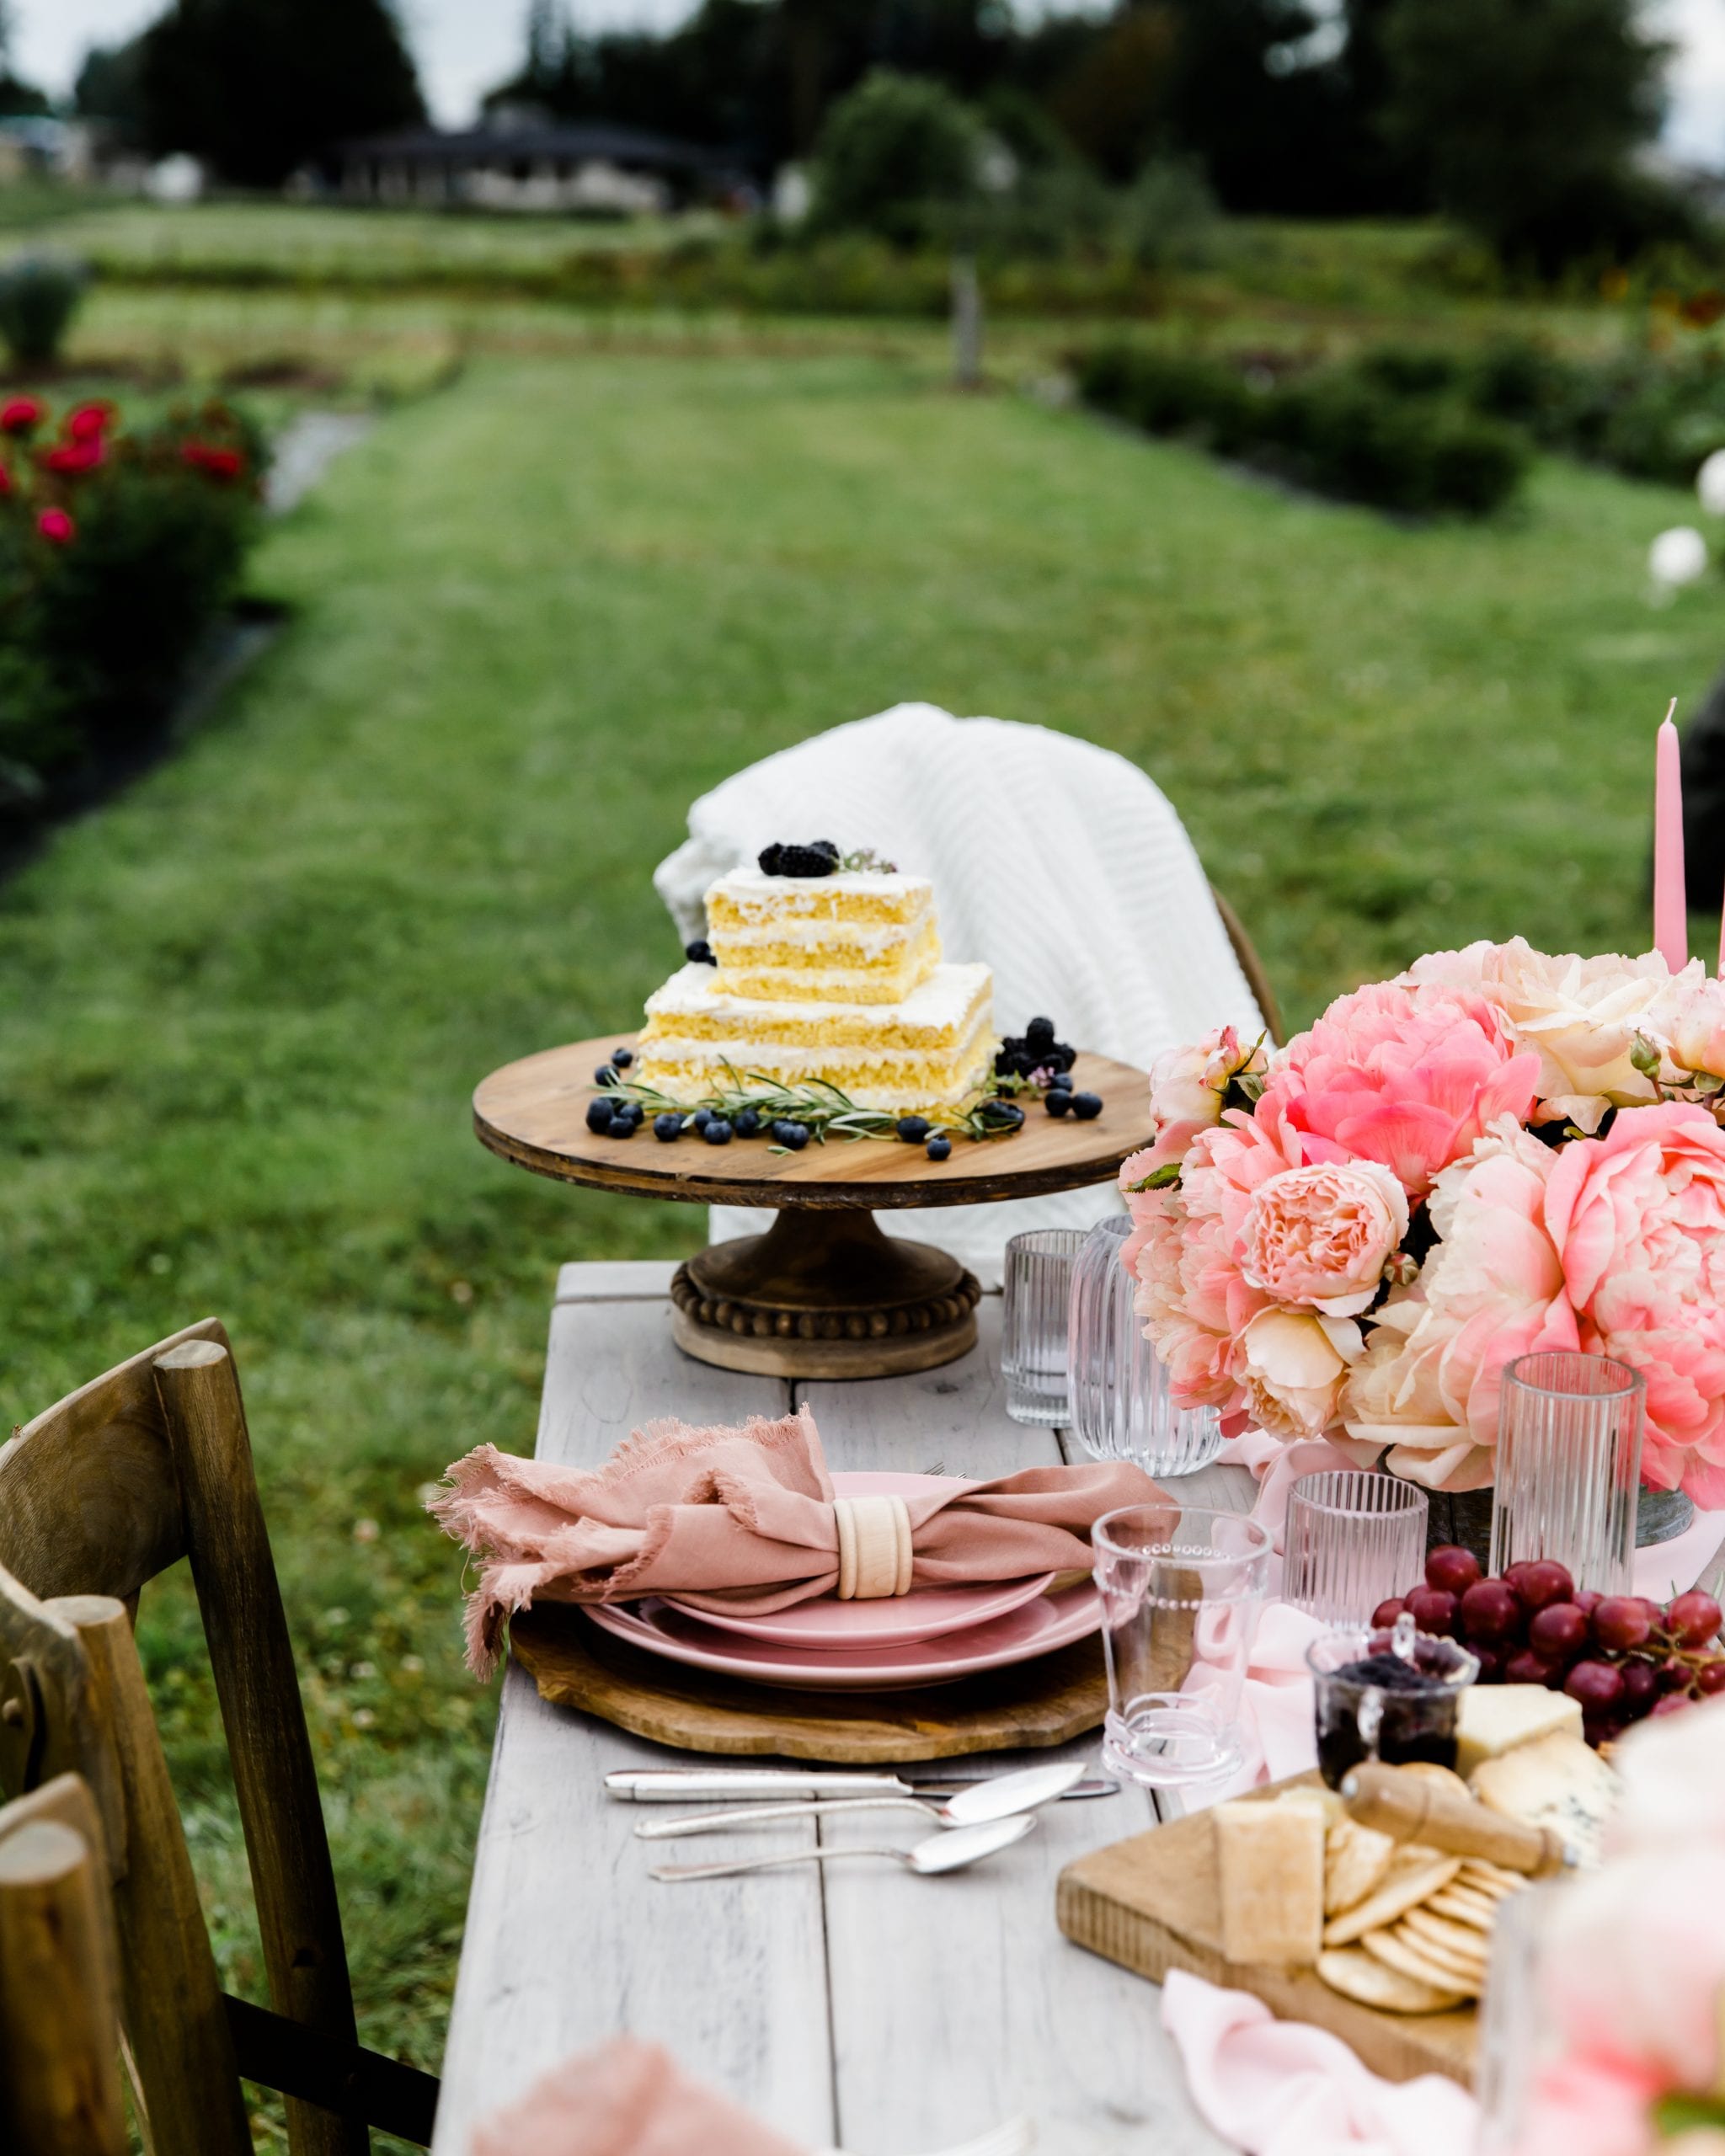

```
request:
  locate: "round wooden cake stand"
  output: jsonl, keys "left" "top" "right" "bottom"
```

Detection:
{"left": 473, "top": 1030, "right": 1153, "bottom": 1379}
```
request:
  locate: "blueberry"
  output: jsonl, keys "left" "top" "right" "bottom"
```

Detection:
{"left": 1070, "top": 1091, "right": 1103, "bottom": 1120}
{"left": 896, "top": 1115, "right": 931, "bottom": 1144}
{"left": 702, "top": 1118, "right": 734, "bottom": 1145}
{"left": 926, "top": 1134, "right": 952, "bottom": 1161}
{"left": 979, "top": 1100, "right": 1025, "bottom": 1131}
{"left": 594, "top": 1065, "right": 619, "bottom": 1088}
{"left": 1026, "top": 1016, "right": 1056, "bottom": 1043}
{"left": 1047, "top": 1070, "right": 1074, "bottom": 1091}
{"left": 685, "top": 939, "right": 717, "bottom": 966}
{"left": 585, "top": 1097, "right": 617, "bottom": 1134}
{"left": 734, "top": 1107, "right": 762, "bottom": 1137}
{"left": 653, "top": 1112, "right": 684, "bottom": 1141}
{"left": 608, "top": 1113, "right": 638, "bottom": 1138}
{"left": 612, "top": 1046, "right": 634, "bottom": 1069}
{"left": 692, "top": 1107, "right": 713, "bottom": 1129}
{"left": 1045, "top": 1088, "right": 1073, "bottom": 1117}
{"left": 771, "top": 1119, "right": 809, "bottom": 1150}
{"left": 614, "top": 1098, "right": 644, "bottom": 1121}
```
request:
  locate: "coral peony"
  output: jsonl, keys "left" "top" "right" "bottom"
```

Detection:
{"left": 1543, "top": 1103, "right": 1725, "bottom": 1498}
{"left": 1241, "top": 1159, "right": 1409, "bottom": 1315}
{"left": 1262, "top": 979, "right": 1540, "bottom": 1198}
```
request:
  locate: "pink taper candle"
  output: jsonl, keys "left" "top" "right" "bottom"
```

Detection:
{"left": 1654, "top": 697, "right": 1687, "bottom": 974}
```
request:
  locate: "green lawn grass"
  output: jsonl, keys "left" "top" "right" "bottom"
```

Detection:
{"left": 3, "top": 344, "right": 1722, "bottom": 2139}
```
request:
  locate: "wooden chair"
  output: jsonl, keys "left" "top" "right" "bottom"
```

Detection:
{"left": 0, "top": 1321, "right": 441, "bottom": 2154}
{"left": 0, "top": 1773, "right": 127, "bottom": 2156}
{"left": 1210, "top": 883, "right": 1284, "bottom": 1046}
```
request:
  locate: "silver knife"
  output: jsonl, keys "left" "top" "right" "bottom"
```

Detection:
{"left": 604, "top": 1768, "right": 1118, "bottom": 1802}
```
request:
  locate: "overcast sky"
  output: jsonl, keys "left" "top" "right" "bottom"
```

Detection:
{"left": 16, "top": 0, "right": 1725, "bottom": 169}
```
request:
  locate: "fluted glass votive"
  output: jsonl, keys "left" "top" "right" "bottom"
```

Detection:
{"left": 1066, "top": 1215, "right": 1223, "bottom": 1476}
{"left": 1490, "top": 1352, "right": 1645, "bottom": 1596}
{"left": 1001, "top": 1228, "right": 1089, "bottom": 1426}
{"left": 1284, "top": 1470, "right": 1429, "bottom": 1625}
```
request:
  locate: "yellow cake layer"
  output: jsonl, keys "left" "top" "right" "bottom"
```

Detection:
{"left": 634, "top": 1039, "right": 996, "bottom": 1117}
{"left": 712, "top": 921, "right": 942, "bottom": 1006}
{"left": 706, "top": 867, "right": 932, "bottom": 933}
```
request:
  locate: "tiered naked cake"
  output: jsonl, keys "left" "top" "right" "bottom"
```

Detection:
{"left": 636, "top": 861, "right": 997, "bottom": 1118}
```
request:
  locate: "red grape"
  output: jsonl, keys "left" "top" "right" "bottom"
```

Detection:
{"left": 1470, "top": 1646, "right": 1504, "bottom": 1684}
{"left": 1652, "top": 1693, "right": 1693, "bottom": 1718}
{"left": 1666, "top": 1591, "right": 1723, "bottom": 1649}
{"left": 1425, "top": 1546, "right": 1482, "bottom": 1596}
{"left": 1515, "top": 1561, "right": 1575, "bottom": 1611}
{"left": 1529, "top": 1603, "right": 1589, "bottom": 1662}
{"left": 1659, "top": 1659, "right": 1692, "bottom": 1692}
{"left": 1619, "top": 1661, "right": 1661, "bottom": 1717}
{"left": 1460, "top": 1579, "right": 1524, "bottom": 1641}
{"left": 1503, "top": 1650, "right": 1562, "bottom": 1688}
{"left": 1696, "top": 1657, "right": 1725, "bottom": 1696}
{"left": 1406, "top": 1587, "right": 1459, "bottom": 1637}
{"left": 1565, "top": 1660, "right": 1626, "bottom": 1712}
{"left": 1370, "top": 1598, "right": 1407, "bottom": 1629}
{"left": 1573, "top": 1590, "right": 1603, "bottom": 1616}
{"left": 1592, "top": 1597, "right": 1653, "bottom": 1653}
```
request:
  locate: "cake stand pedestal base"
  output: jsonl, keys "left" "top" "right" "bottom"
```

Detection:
{"left": 670, "top": 1208, "right": 982, "bottom": 1380}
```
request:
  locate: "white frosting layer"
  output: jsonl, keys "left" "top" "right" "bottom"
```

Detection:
{"left": 708, "top": 866, "right": 932, "bottom": 920}
{"left": 646, "top": 961, "right": 989, "bottom": 1033}
{"left": 711, "top": 897, "right": 936, "bottom": 957}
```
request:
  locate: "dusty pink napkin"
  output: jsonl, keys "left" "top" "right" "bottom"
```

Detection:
{"left": 1160, "top": 1969, "right": 1479, "bottom": 2156}
{"left": 470, "top": 2036, "right": 805, "bottom": 2156}
{"left": 431, "top": 1407, "right": 1166, "bottom": 1675}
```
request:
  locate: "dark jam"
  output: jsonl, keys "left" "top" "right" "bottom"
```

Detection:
{"left": 1314, "top": 1649, "right": 1464, "bottom": 1790}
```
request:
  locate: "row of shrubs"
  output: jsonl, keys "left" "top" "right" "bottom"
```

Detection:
{"left": 1074, "top": 341, "right": 1530, "bottom": 517}
{"left": 1076, "top": 334, "right": 1725, "bottom": 518}
{"left": 0, "top": 394, "right": 264, "bottom": 814}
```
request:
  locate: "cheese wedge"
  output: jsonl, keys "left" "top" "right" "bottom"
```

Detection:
{"left": 1471, "top": 1729, "right": 1616, "bottom": 1867}
{"left": 1456, "top": 1684, "right": 1583, "bottom": 1778}
{"left": 1215, "top": 1799, "right": 1324, "bottom": 1967}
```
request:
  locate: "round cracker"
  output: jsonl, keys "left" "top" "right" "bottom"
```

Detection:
{"left": 1395, "top": 1761, "right": 1472, "bottom": 1804}
{"left": 1386, "top": 1925, "right": 1487, "bottom": 1988}
{"left": 1361, "top": 1926, "right": 1482, "bottom": 1999}
{"left": 1403, "top": 1906, "right": 1493, "bottom": 1962}
{"left": 1322, "top": 1855, "right": 1462, "bottom": 1947}
{"left": 1325, "top": 1817, "right": 1397, "bottom": 1916}
{"left": 1427, "top": 1888, "right": 1497, "bottom": 1930}
{"left": 1458, "top": 1859, "right": 1529, "bottom": 1895}
{"left": 1317, "top": 1945, "right": 1466, "bottom": 2015}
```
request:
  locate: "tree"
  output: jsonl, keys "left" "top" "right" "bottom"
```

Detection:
{"left": 137, "top": 0, "right": 425, "bottom": 189}
{"left": 1381, "top": 0, "right": 1674, "bottom": 269}
{"left": 811, "top": 68, "right": 981, "bottom": 243}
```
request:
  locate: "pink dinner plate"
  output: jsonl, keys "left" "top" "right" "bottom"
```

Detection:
{"left": 584, "top": 1581, "right": 1101, "bottom": 1693}
{"left": 662, "top": 1470, "right": 1057, "bottom": 1650}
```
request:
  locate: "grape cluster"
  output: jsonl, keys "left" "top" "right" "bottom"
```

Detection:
{"left": 1374, "top": 1547, "right": 1725, "bottom": 1748}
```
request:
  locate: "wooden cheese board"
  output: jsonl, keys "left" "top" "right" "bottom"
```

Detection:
{"left": 1056, "top": 1773, "right": 1480, "bottom": 2088}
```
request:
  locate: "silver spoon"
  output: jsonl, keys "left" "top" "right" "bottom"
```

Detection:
{"left": 634, "top": 1758, "right": 1085, "bottom": 1840}
{"left": 650, "top": 1812, "right": 1037, "bottom": 1882}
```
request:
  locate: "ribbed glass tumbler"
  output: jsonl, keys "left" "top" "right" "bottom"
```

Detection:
{"left": 1065, "top": 1215, "right": 1223, "bottom": 1476}
{"left": 1490, "top": 1351, "right": 1645, "bottom": 1595}
{"left": 1283, "top": 1470, "right": 1429, "bottom": 1625}
{"left": 1001, "top": 1228, "right": 1089, "bottom": 1426}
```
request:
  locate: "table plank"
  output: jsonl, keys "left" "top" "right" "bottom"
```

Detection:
{"left": 796, "top": 1304, "right": 1230, "bottom": 2155}
{"left": 432, "top": 1294, "right": 834, "bottom": 2154}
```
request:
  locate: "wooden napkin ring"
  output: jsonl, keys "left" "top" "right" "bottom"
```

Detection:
{"left": 834, "top": 1494, "right": 913, "bottom": 1599}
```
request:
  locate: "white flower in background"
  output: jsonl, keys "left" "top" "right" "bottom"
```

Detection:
{"left": 1699, "top": 449, "right": 1725, "bottom": 517}
{"left": 1650, "top": 525, "right": 1709, "bottom": 592}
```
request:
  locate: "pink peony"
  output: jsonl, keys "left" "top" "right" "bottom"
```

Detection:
{"left": 1543, "top": 1103, "right": 1725, "bottom": 1499}
{"left": 1262, "top": 979, "right": 1541, "bottom": 1198}
{"left": 1241, "top": 1159, "right": 1409, "bottom": 1316}
{"left": 1135, "top": 1024, "right": 1268, "bottom": 1175}
{"left": 1648, "top": 963, "right": 1725, "bottom": 1087}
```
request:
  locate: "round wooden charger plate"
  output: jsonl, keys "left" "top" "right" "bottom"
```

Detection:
{"left": 473, "top": 1033, "right": 1151, "bottom": 1210}
{"left": 510, "top": 1604, "right": 1107, "bottom": 1763}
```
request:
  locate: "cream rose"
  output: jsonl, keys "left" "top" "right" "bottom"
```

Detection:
{"left": 1240, "top": 1161, "right": 1409, "bottom": 1317}
{"left": 1238, "top": 1308, "right": 1363, "bottom": 1440}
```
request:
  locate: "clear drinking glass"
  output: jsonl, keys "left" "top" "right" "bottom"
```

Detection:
{"left": 1092, "top": 1502, "right": 1272, "bottom": 1790}
{"left": 1001, "top": 1228, "right": 1089, "bottom": 1426}
{"left": 1066, "top": 1215, "right": 1224, "bottom": 1477}
{"left": 1490, "top": 1352, "right": 1645, "bottom": 1595}
{"left": 1306, "top": 1617, "right": 1478, "bottom": 1790}
{"left": 1284, "top": 1470, "right": 1429, "bottom": 1625}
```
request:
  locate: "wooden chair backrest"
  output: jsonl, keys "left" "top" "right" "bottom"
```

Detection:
{"left": 0, "top": 1774, "right": 127, "bottom": 2156}
{"left": 0, "top": 1326, "right": 365, "bottom": 2156}
{"left": 1210, "top": 883, "right": 1284, "bottom": 1046}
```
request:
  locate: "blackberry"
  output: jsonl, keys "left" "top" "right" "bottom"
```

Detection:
{"left": 685, "top": 939, "right": 717, "bottom": 966}
{"left": 896, "top": 1115, "right": 931, "bottom": 1144}
{"left": 926, "top": 1134, "right": 952, "bottom": 1161}
{"left": 811, "top": 840, "right": 841, "bottom": 862}
{"left": 759, "top": 841, "right": 838, "bottom": 878}
{"left": 585, "top": 1097, "right": 617, "bottom": 1134}
{"left": 1070, "top": 1091, "right": 1103, "bottom": 1120}
{"left": 653, "top": 1113, "right": 684, "bottom": 1141}
{"left": 1026, "top": 1017, "right": 1056, "bottom": 1043}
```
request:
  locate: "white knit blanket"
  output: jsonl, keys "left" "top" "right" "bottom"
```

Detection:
{"left": 654, "top": 703, "right": 1266, "bottom": 1278}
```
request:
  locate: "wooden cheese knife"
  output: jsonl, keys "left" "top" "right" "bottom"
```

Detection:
{"left": 1340, "top": 1763, "right": 1573, "bottom": 1876}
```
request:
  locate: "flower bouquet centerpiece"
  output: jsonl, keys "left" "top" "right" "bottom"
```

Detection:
{"left": 1119, "top": 937, "right": 1725, "bottom": 1522}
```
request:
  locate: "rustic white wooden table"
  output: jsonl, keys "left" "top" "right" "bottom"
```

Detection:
{"left": 432, "top": 1259, "right": 1250, "bottom": 2156}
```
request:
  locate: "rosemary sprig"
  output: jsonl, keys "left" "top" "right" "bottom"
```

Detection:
{"left": 603, "top": 1058, "right": 1023, "bottom": 1150}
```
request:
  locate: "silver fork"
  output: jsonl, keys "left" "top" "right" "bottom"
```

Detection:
{"left": 817, "top": 2121, "right": 1034, "bottom": 2156}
